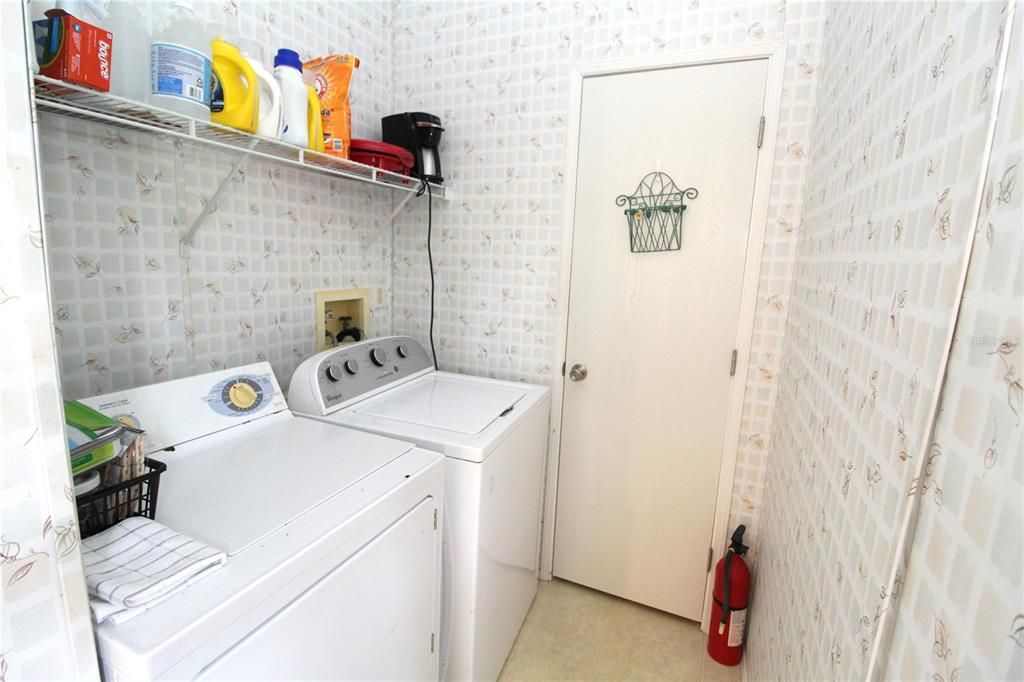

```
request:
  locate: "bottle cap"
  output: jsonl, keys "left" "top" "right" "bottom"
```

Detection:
{"left": 274, "top": 48, "right": 302, "bottom": 72}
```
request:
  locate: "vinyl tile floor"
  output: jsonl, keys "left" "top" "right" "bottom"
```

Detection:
{"left": 497, "top": 579, "right": 742, "bottom": 682}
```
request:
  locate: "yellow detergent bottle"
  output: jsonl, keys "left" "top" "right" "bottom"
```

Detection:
{"left": 306, "top": 85, "right": 325, "bottom": 152}
{"left": 211, "top": 38, "right": 259, "bottom": 133}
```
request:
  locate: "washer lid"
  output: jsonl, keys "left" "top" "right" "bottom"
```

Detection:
{"left": 155, "top": 414, "right": 416, "bottom": 555}
{"left": 353, "top": 375, "right": 528, "bottom": 435}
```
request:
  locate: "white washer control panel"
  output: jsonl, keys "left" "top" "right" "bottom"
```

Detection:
{"left": 291, "top": 336, "right": 434, "bottom": 414}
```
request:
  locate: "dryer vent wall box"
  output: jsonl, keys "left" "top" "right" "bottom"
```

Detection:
{"left": 81, "top": 364, "right": 444, "bottom": 681}
{"left": 289, "top": 336, "right": 551, "bottom": 682}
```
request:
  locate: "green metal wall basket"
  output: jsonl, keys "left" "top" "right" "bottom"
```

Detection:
{"left": 615, "top": 172, "right": 698, "bottom": 253}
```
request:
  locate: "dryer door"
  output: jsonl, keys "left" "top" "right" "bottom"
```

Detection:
{"left": 196, "top": 497, "right": 440, "bottom": 680}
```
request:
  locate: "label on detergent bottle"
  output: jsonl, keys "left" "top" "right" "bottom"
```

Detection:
{"left": 727, "top": 608, "right": 747, "bottom": 647}
{"left": 210, "top": 71, "right": 223, "bottom": 113}
{"left": 151, "top": 42, "right": 212, "bottom": 106}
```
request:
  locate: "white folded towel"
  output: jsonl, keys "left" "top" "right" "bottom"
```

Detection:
{"left": 88, "top": 563, "right": 223, "bottom": 625}
{"left": 82, "top": 516, "right": 226, "bottom": 623}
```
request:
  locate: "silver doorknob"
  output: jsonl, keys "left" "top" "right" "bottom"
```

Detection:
{"left": 569, "top": 364, "right": 588, "bottom": 382}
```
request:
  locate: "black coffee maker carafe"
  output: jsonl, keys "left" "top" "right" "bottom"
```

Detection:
{"left": 382, "top": 112, "right": 444, "bottom": 184}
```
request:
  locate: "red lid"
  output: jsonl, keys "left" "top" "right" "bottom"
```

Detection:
{"left": 350, "top": 139, "right": 414, "bottom": 167}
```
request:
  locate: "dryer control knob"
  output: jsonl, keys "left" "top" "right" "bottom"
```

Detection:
{"left": 396, "top": 344, "right": 409, "bottom": 358}
{"left": 228, "top": 381, "right": 258, "bottom": 409}
{"left": 370, "top": 348, "right": 388, "bottom": 367}
{"left": 343, "top": 359, "right": 360, "bottom": 375}
{"left": 325, "top": 364, "right": 344, "bottom": 382}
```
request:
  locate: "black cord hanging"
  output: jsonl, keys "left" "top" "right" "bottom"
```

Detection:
{"left": 417, "top": 179, "right": 438, "bottom": 369}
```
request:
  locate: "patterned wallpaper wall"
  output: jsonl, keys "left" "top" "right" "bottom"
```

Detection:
{"left": 747, "top": 2, "right": 1017, "bottom": 680}
{"left": 43, "top": 0, "right": 397, "bottom": 399}
{"left": 1, "top": 3, "right": 98, "bottom": 679}
{"left": 390, "top": 0, "right": 824, "bottom": 543}
{"left": 883, "top": 5, "right": 1022, "bottom": 679}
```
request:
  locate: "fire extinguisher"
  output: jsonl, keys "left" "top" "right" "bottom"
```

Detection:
{"left": 707, "top": 524, "right": 750, "bottom": 666}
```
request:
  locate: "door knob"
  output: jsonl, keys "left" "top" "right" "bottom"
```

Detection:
{"left": 569, "top": 364, "right": 588, "bottom": 382}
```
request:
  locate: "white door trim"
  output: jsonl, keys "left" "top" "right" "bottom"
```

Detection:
{"left": 540, "top": 42, "right": 787, "bottom": 633}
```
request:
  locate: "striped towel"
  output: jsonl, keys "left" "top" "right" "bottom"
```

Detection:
{"left": 82, "top": 517, "right": 226, "bottom": 623}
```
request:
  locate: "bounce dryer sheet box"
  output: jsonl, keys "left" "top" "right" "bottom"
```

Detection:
{"left": 36, "top": 11, "right": 113, "bottom": 92}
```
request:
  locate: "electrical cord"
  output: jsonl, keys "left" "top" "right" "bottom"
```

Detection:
{"left": 416, "top": 178, "right": 438, "bottom": 369}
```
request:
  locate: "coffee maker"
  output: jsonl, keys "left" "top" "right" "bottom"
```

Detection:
{"left": 381, "top": 112, "right": 444, "bottom": 184}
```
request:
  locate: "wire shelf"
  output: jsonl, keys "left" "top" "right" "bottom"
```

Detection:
{"left": 32, "top": 76, "right": 450, "bottom": 200}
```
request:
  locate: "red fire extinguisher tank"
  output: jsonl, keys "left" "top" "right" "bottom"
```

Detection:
{"left": 707, "top": 525, "right": 750, "bottom": 666}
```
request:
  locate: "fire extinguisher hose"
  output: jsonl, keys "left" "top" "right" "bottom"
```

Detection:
{"left": 719, "top": 549, "right": 734, "bottom": 635}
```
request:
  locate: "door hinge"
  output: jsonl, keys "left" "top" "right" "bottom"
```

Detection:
{"left": 707, "top": 547, "right": 714, "bottom": 573}
{"left": 433, "top": 508, "right": 438, "bottom": 530}
{"left": 757, "top": 116, "right": 765, "bottom": 149}
{"left": 430, "top": 633, "right": 435, "bottom": 653}
{"left": 561, "top": 361, "right": 566, "bottom": 377}
{"left": 729, "top": 349, "right": 738, "bottom": 377}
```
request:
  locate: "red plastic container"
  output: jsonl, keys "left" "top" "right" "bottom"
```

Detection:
{"left": 350, "top": 139, "right": 414, "bottom": 174}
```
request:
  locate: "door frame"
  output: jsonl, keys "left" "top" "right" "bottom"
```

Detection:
{"left": 540, "top": 43, "right": 787, "bottom": 632}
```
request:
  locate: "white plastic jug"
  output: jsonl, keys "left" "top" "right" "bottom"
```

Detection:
{"left": 106, "top": 1, "right": 150, "bottom": 102}
{"left": 150, "top": 0, "right": 211, "bottom": 120}
{"left": 241, "top": 41, "right": 282, "bottom": 139}
{"left": 274, "top": 48, "right": 308, "bottom": 147}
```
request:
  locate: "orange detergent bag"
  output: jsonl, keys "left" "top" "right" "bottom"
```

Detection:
{"left": 303, "top": 55, "right": 360, "bottom": 158}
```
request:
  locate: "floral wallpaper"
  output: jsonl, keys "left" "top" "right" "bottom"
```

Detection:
{"left": 747, "top": 1, "right": 1018, "bottom": 680}
{"left": 883, "top": 4, "right": 1022, "bottom": 679}
{"left": 42, "top": 0, "right": 398, "bottom": 400}
{"left": 390, "top": 0, "right": 824, "bottom": 545}
{"left": 1, "top": 3, "right": 98, "bottom": 679}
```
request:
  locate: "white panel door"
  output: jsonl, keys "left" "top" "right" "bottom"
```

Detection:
{"left": 553, "top": 59, "right": 768, "bottom": 620}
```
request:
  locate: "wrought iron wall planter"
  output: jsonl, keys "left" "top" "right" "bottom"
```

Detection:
{"left": 615, "top": 172, "right": 698, "bottom": 253}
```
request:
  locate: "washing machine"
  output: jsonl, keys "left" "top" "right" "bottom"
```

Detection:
{"left": 80, "top": 362, "right": 444, "bottom": 681}
{"left": 288, "top": 336, "right": 550, "bottom": 682}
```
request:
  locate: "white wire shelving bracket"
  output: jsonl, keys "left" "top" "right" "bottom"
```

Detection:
{"left": 387, "top": 192, "right": 419, "bottom": 223}
{"left": 31, "top": 75, "right": 451, "bottom": 243}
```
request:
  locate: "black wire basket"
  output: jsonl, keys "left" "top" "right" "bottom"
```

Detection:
{"left": 76, "top": 458, "right": 167, "bottom": 538}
